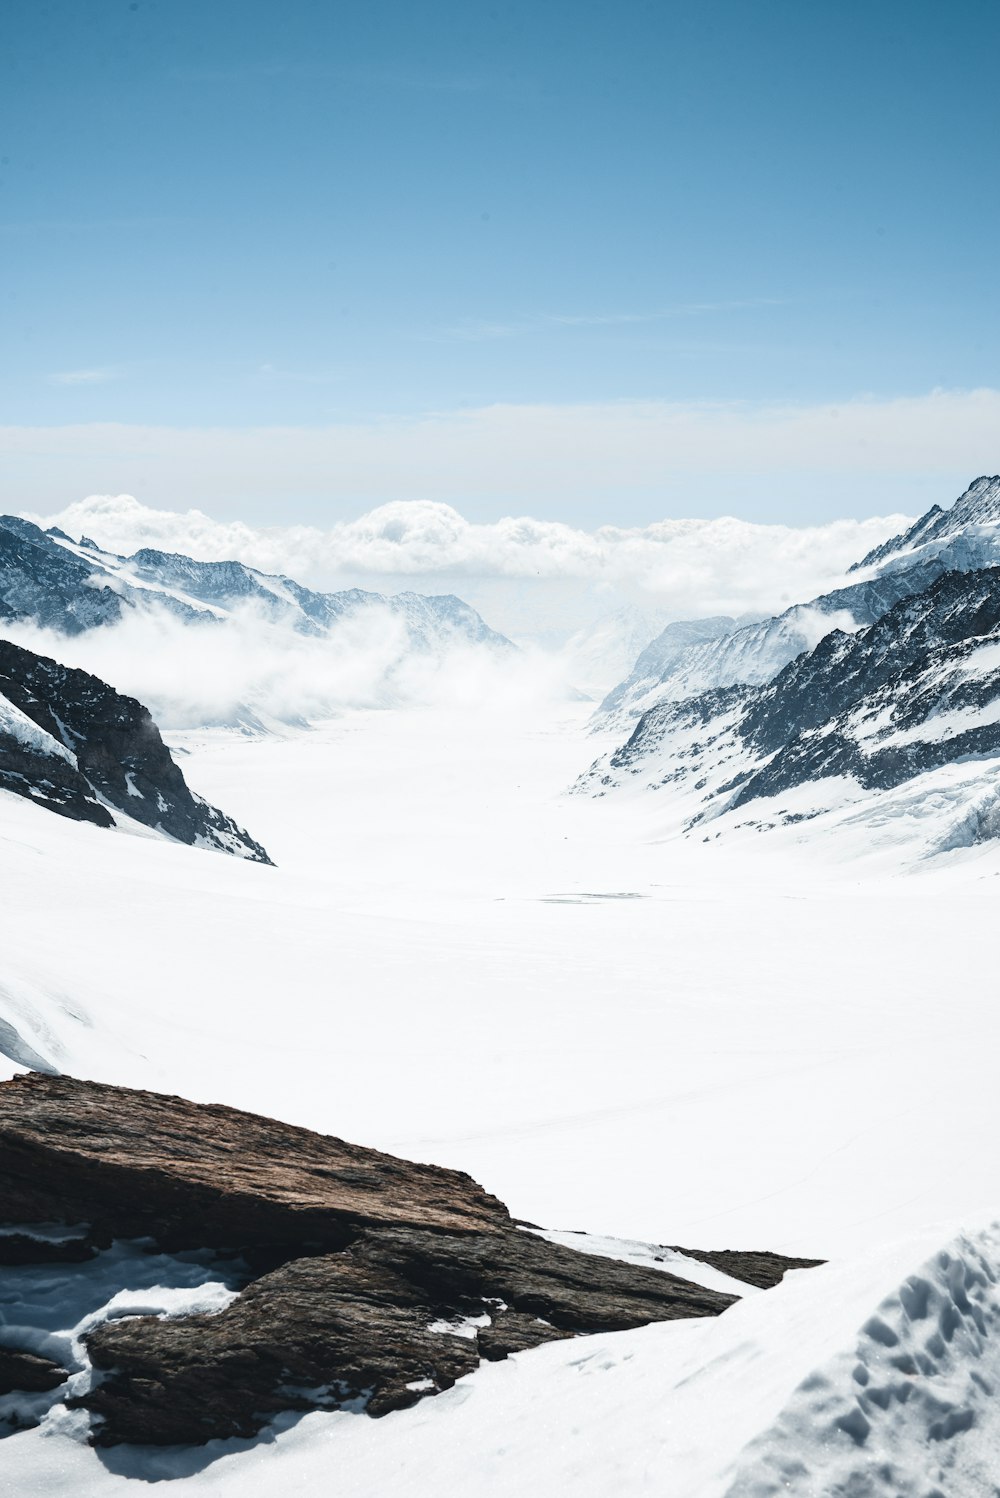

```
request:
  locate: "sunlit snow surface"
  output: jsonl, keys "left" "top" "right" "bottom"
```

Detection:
{"left": 2, "top": 697, "right": 1000, "bottom": 1490}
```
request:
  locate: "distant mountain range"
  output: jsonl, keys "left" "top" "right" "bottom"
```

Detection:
{"left": 0, "top": 516, "right": 512, "bottom": 650}
{"left": 583, "top": 477, "right": 1000, "bottom": 854}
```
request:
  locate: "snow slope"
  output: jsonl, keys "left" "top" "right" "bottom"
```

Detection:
{"left": 581, "top": 564, "right": 1000, "bottom": 859}
{"left": 1, "top": 699, "right": 999, "bottom": 1258}
{"left": 3, "top": 687, "right": 1000, "bottom": 1488}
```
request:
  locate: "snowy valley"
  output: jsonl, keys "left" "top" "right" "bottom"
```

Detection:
{"left": 2, "top": 482, "right": 1000, "bottom": 1495}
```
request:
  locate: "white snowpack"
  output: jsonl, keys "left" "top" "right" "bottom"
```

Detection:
{"left": 2, "top": 697, "right": 1000, "bottom": 1490}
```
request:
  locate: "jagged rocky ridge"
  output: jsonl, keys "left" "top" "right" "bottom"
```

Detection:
{"left": 0, "top": 514, "right": 511, "bottom": 649}
{"left": 600, "top": 476, "right": 1000, "bottom": 722}
{"left": 583, "top": 563, "right": 1000, "bottom": 844}
{"left": 0, "top": 639, "right": 270, "bottom": 860}
{"left": 0, "top": 1074, "right": 819, "bottom": 1446}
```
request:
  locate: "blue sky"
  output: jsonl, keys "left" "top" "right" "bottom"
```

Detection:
{"left": 2, "top": 0, "right": 998, "bottom": 522}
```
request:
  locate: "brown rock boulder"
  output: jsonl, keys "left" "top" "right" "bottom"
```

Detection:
{"left": 0, "top": 1074, "right": 813, "bottom": 1448}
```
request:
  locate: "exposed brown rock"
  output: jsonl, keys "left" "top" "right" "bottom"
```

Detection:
{"left": 0, "top": 1074, "right": 815, "bottom": 1448}
{"left": 669, "top": 1245, "right": 825, "bottom": 1289}
{"left": 83, "top": 1227, "right": 732, "bottom": 1444}
{"left": 0, "top": 1073, "right": 509, "bottom": 1252}
{"left": 0, "top": 1347, "right": 68, "bottom": 1396}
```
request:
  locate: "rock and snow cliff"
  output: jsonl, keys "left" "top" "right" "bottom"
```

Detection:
{"left": 599, "top": 476, "right": 1000, "bottom": 724}
{"left": 0, "top": 640, "right": 270, "bottom": 860}
{"left": 584, "top": 479, "right": 1000, "bottom": 852}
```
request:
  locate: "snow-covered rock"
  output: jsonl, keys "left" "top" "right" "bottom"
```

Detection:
{"left": 600, "top": 476, "right": 1000, "bottom": 724}
{"left": 0, "top": 516, "right": 511, "bottom": 653}
{"left": 581, "top": 564, "right": 1000, "bottom": 851}
{"left": 0, "top": 639, "right": 270, "bottom": 860}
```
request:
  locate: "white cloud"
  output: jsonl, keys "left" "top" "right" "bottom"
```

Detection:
{"left": 3, "top": 388, "right": 997, "bottom": 525}
{"left": 28, "top": 492, "right": 910, "bottom": 648}
{"left": 0, "top": 604, "right": 565, "bottom": 732}
{"left": 48, "top": 367, "right": 120, "bottom": 386}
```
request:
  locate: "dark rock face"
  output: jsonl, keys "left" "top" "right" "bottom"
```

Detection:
{"left": 0, "top": 639, "right": 270, "bottom": 860}
{"left": 0, "top": 516, "right": 126, "bottom": 633}
{"left": 0, "top": 1074, "right": 812, "bottom": 1447}
{"left": 0, "top": 1073, "right": 508, "bottom": 1249}
{"left": 0, "top": 1348, "right": 68, "bottom": 1397}
{"left": 82, "top": 1227, "right": 732, "bottom": 1443}
{"left": 671, "top": 1246, "right": 824, "bottom": 1290}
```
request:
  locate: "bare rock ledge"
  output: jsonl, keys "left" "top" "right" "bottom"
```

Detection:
{"left": 0, "top": 1074, "right": 820, "bottom": 1445}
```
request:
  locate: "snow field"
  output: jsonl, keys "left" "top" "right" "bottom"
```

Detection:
{"left": 3, "top": 694, "right": 1000, "bottom": 1490}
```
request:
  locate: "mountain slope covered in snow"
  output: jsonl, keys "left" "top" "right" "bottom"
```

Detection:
{"left": 600, "top": 476, "right": 1000, "bottom": 722}
{"left": 585, "top": 589, "right": 1000, "bottom": 855}
{"left": 0, "top": 516, "right": 511, "bottom": 652}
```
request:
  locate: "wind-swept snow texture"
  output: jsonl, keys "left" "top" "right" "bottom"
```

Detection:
{"left": 601, "top": 475, "right": 1000, "bottom": 723}
{"left": 726, "top": 1223, "right": 1000, "bottom": 1497}
{"left": 3, "top": 1220, "right": 1000, "bottom": 1496}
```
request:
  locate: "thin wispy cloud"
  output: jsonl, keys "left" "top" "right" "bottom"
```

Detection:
{"left": 49, "top": 367, "right": 122, "bottom": 387}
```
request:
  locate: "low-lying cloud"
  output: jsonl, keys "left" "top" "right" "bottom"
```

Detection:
{"left": 29, "top": 493, "right": 910, "bottom": 645}
{"left": 3, "top": 604, "right": 565, "bottom": 733}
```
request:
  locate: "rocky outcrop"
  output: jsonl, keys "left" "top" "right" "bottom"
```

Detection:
{"left": 671, "top": 1245, "right": 824, "bottom": 1290}
{"left": 0, "top": 640, "right": 271, "bottom": 860}
{"left": 0, "top": 1075, "right": 813, "bottom": 1446}
{"left": 0, "top": 516, "right": 201, "bottom": 632}
{"left": 0, "top": 1348, "right": 68, "bottom": 1397}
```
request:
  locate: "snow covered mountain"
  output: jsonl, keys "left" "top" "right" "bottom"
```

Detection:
{"left": 599, "top": 476, "right": 1000, "bottom": 723}
{"left": 0, "top": 639, "right": 270, "bottom": 860}
{"left": 581, "top": 561, "right": 1000, "bottom": 853}
{"left": 0, "top": 515, "right": 511, "bottom": 651}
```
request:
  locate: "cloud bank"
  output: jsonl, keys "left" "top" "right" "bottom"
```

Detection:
{"left": 30, "top": 493, "right": 910, "bottom": 645}
{"left": 4, "top": 388, "right": 997, "bottom": 524}
{"left": 1, "top": 605, "right": 565, "bottom": 734}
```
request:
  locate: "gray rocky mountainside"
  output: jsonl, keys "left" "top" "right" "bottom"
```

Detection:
{"left": 0, "top": 639, "right": 271, "bottom": 861}
{"left": 600, "top": 476, "right": 1000, "bottom": 722}
{"left": 0, "top": 1073, "right": 819, "bottom": 1446}
{"left": 582, "top": 562, "right": 1000, "bottom": 847}
{"left": 0, "top": 514, "right": 511, "bottom": 649}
